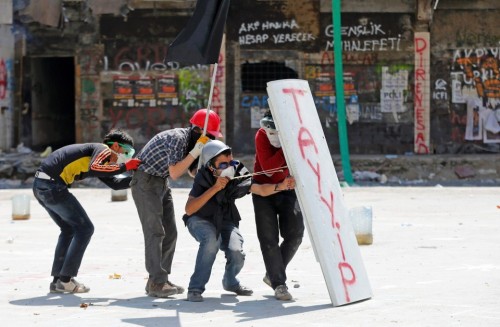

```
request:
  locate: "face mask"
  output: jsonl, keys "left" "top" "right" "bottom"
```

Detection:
{"left": 110, "top": 149, "right": 128, "bottom": 164}
{"left": 219, "top": 166, "right": 235, "bottom": 178}
{"left": 265, "top": 129, "right": 281, "bottom": 148}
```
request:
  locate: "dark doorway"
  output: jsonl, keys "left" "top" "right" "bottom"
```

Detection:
{"left": 241, "top": 61, "right": 298, "bottom": 92}
{"left": 30, "top": 57, "right": 75, "bottom": 151}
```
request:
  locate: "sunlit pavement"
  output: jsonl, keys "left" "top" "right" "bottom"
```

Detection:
{"left": 1, "top": 187, "right": 500, "bottom": 327}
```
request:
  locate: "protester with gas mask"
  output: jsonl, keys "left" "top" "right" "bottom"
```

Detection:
{"left": 33, "top": 129, "right": 140, "bottom": 294}
{"left": 131, "top": 109, "right": 222, "bottom": 298}
{"left": 183, "top": 140, "right": 295, "bottom": 302}
{"left": 252, "top": 110, "right": 305, "bottom": 301}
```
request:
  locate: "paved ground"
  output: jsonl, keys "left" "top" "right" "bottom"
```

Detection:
{"left": 1, "top": 186, "right": 500, "bottom": 327}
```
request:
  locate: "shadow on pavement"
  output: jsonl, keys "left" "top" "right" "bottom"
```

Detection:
{"left": 10, "top": 293, "right": 333, "bottom": 326}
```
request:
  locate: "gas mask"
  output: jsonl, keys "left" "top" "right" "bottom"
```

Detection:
{"left": 264, "top": 128, "right": 281, "bottom": 148}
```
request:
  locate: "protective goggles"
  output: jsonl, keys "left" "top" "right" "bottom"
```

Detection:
{"left": 108, "top": 142, "right": 135, "bottom": 158}
{"left": 214, "top": 160, "right": 239, "bottom": 170}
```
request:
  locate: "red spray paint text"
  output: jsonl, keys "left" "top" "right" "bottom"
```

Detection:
{"left": 282, "top": 87, "right": 357, "bottom": 302}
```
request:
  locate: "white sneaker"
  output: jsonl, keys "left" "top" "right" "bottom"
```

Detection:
{"left": 55, "top": 278, "right": 90, "bottom": 293}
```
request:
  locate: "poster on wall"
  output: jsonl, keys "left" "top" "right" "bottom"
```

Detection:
{"left": 305, "top": 64, "right": 362, "bottom": 123}
{"left": 482, "top": 105, "right": 500, "bottom": 143}
{"left": 451, "top": 72, "right": 466, "bottom": 104}
{"left": 380, "top": 66, "right": 408, "bottom": 113}
{"left": 464, "top": 98, "right": 483, "bottom": 141}
{"left": 112, "top": 76, "right": 134, "bottom": 107}
{"left": 157, "top": 74, "right": 179, "bottom": 107}
{"left": 134, "top": 77, "right": 156, "bottom": 107}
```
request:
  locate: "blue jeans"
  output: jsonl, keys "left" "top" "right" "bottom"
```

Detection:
{"left": 252, "top": 191, "right": 304, "bottom": 289}
{"left": 33, "top": 178, "right": 94, "bottom": 277}
{"left": 187, "top": 216, "right": 245, "bottom": 293}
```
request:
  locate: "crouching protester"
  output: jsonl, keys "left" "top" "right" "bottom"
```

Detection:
{"left": 183, "top": 140, "right": 296, "bottom": 302}
{"left": 32, "top": 129, "right": 141, "bottom": 294}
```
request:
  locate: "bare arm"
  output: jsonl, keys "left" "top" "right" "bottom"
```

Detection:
{"left": 169, "top": 154, "right": 196, "bottom": 180}
{"left": 250, "top": 176, "right": 296, "bottom": 197}
{"left": 170, "top": 135, "right": 210, "bottom": 180}
{"left": 185, "top": 177, "right": 229, "bottom": 216}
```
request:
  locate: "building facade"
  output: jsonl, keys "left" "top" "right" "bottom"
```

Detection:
{"left": 0, "top": 0, "right": 499, "bottom": 156}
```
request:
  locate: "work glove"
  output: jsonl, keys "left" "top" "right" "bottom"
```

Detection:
{"left": 124, "top": 158, "right": 141, "bottom": 171}
{"left": 189, "top": 135, "right": 210, "bottom": 159}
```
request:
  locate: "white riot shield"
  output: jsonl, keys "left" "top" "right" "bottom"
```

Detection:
{"left": 267, "top": 79, "right": 372, "bottom": 306}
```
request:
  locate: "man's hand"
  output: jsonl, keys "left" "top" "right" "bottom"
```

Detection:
{"left": 124, "top": 158, "right": 141, "bottom": 171}
{"left": 281, "top": 176, "right": 295, "bottom": 190}
{"left": 189, "top": 135, "right": 210, "bottom": 159}
{"left": 213, "top": 176, "right": 229, "bottom": 192}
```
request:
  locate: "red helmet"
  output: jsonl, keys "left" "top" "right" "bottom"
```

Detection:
{"left": 190, "top": 109, "right": 223, "bottom": 138}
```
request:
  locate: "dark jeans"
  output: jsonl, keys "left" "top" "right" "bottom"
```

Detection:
{"left": 33, "top": 178, "right": 94, "bottom": 278}
{"left": 252, "top": 191, "right": 304, "bottom": 289}
{"left": 130, "top": 170, "right": 177, "bottom": 284}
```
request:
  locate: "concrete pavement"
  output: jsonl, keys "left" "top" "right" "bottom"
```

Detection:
{"left": 1, "top": 186, "right": 500, "bottom": 326}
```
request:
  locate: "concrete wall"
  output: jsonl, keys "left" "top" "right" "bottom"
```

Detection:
{"left": 227, "top": 1, "right": 417, "bottom": 154}
{"left": 430, "top": 9, "right": 500, "bottom": 153}
{"left": 8, "top": 0, "right": 500, "bottom": 155}
{"left": 226, "top": 0, "right": 500, "bottom": 155}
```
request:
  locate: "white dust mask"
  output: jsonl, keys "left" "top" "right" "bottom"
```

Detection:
{"left": 265, "top": 128, "right": 281, "bottom": 148}
{"left": 219, "top": 166, "right": 235, "bottom": 178}
{"left": 110, "top": 149, "right": 128, "bottom": 164}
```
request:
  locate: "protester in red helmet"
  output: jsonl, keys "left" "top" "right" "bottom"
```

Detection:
{"left": 189, "top": 109, "right": 223, "bottom": 138}
{"left": 131, "top": 108, "right": 222, "bottom": 298}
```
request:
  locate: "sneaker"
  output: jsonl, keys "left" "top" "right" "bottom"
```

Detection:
{"left": 49, "top": 281, "right": 57, "bottom": 293}
{"left": 148, "top": 281, "right": 177, "bottom": 298}
{"left": 145, "top": 278, "right": 185, "bottom": 295}
{"left": 263, "top": 274, "right": 272, "bottom": 288}
{"left": 224, "top": 284, "right": 253, "bottom": 296}
{"left": 274, "top": 285, "right": 292, "bottom": 301}
{"left": 187, "top": 291, "right": 204, "bottom": 302}
{"left": 167, "top": 280, "right": 185, "bottom": 294}
{"left": 55, "top": 278, "right": 90, "bottom": 293}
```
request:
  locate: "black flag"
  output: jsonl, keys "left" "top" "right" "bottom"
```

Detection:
{"left": 165, "top": 0, "right": 230, "bottom": 65}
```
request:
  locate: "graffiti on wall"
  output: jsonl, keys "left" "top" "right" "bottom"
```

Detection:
{"left": 451, "top": 48, "right": 500, "bottom": 143}
{"left": 99, "top": 42, "right": 214, "bottom": 143}
{"left": 414, "top": 32, "right": 430, "bottom": 154}
{"left": 228, "top": 0, "right": 320, "bottom": 51}
{"left": 0, "top": 57, "right": 13, "bottom": 107}
{"left": 0, "top": 59, "right": 7, "bottom": 101}
{"left": 432, "top": 79, "right": 448, "bottom": 101}
{"left": 320, "top": 13, "right": 414, "bottom": 53}
{"left": 240, "top": 93, "right": 269, "bottom": 128}
{"left": 452, "top": 48, "right": 500, "bottom": 101}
